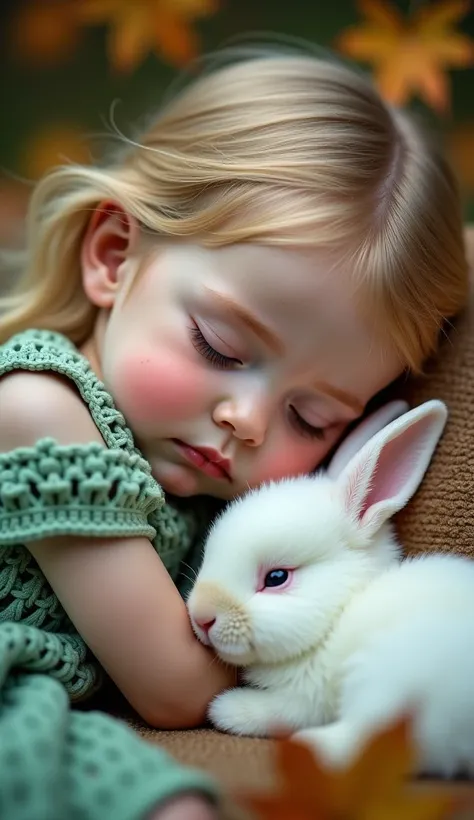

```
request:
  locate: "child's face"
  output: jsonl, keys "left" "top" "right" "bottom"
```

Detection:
{"left": 83, "top": 242, "right": 403, "bottom": 500}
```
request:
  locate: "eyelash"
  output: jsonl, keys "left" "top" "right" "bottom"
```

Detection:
{"left": 289, "top": 406, "right": 326, "bottom": 440}
{"left": 189, "top": 324, "right": 326, "bottom": 441}
{"left": 189, "top": 325, "right": 242, "bottom": 370}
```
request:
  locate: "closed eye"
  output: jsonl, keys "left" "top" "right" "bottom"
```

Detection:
{"left": 189, "top": 324, "right": 243, "bottom": 369}
{"left": 289, "top": 405, "right": 326, "bottom": 440}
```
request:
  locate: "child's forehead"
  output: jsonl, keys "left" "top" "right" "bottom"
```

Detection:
{"left": 204, "top": 245, "right": 359, "bottom": 325}
{"left": 185, "top": 243, "right": 348, "bottom": 301}
{"left": 142, "top": 241, "right": 347, "bottom": 305}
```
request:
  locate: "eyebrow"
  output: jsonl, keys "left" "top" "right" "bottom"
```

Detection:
{"left": 203, "top": 287, "right": 284, "bottom": 355}
{"left": 312, "top": 381, "right": 364, "bottom": 416}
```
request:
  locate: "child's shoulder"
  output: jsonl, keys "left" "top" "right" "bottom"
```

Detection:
{"left": 0, "top": 327, "right": 136, "bottom": 455}
{"left": 0, "top": 369, "right": 105, "bottom": 451}
{"left": 0, "top": 328, "right": 105, "bottom": 451}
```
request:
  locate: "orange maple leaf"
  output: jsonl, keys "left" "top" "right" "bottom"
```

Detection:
{"left": 79, "top": 0, "right": 218, "bottom": 71}
{"left": 22, "top": 124, "right": 91, "bottom": 181}
{"left": 336, "top": 0, "right": 474, "bottom": 113}
{"left": 11, "top": 0, "right": 83, "bottom": 66}
{"left": 239, "top": 717, "right": 463, "bottom": 820}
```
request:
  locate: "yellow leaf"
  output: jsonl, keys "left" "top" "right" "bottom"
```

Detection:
{"left": 79, "top": 0, "right": 218, "bottom": 71}
{"left": 333, "top": 715, "right": 415, "bottom": 810}
{"left": 337, "top": 29, "right": 400, "bottom": 62}
{"left": 10, "top": 0, "right": 82, "bottom": 66}
{"left": 153, "top": 11, "right": 199, "bottom": 66}
{"left": 358, "top": 0, "right": 403, "bottom": 31}
{"left": 335, "top": 0, "right": 474, "bottom": 113}
{"left": 363, "top": 792, "right": 456, "bottom": 820}
{"left": 108, "top": 5, "right": 152, "bottom": 73}
{"left": 278, "top": 737, "right": 333, "bottom": 809}
{"left": 22, "top": 124, "right": 91, "bottom": 181}
{"left": 78, "top": 0, "right": 119, "bottom": 20}
{"left": 238, "top": 716, "right": 463, "bottom": 820}
{"left": 414, "top": 0, "right": 471, "bottom": 33}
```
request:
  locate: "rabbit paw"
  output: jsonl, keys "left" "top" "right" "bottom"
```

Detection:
{"left": 293, "top": 722, "right": 362, "bottom": 770}
{"left": 209, "top": 687, "right": 292, "bottom": 737}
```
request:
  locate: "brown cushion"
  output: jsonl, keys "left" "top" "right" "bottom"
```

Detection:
{"left": 131, "top": 721, "right": 275, "bottom": 792}
{"left": 128, "top": 720, "right": 474, "bottom": 810}
{"left": 394, "top": 227, "right": 474, "bottom": 557}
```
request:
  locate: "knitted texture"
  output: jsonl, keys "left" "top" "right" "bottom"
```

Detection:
{"left": 0, "top": 439, "right": 160, "bottom": 544}
{"left": 0, "top": 544, "right": 76, "bottom": 633}
{"left": 0, "top": 329, "right": 219, "bottom": 818}
{"left": 392, "top": 237, "right": 474, "bottom": 558}
{"left": 0, "top": 623, "right": 217, "bottom": 820}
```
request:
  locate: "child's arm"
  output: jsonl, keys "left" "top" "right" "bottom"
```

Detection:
{"left": 0, "top": 372, "right": 236, "bottom": 728}
{"left": 27, "top": 531, "right": 234, "bottom": 727}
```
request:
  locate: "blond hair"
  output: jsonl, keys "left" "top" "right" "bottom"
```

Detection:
{"left": 0, "top": 46, "right": 468, "bottom": 372}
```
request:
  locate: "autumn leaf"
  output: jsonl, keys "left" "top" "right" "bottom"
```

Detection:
{"left": 79, "top": 0, "right": 219, "bottom": 71}
{"left": 239, "top": 716, "right": 463, "bottom": 820}
{"left": 22, "top": 124, "right": 91, "bottom": 181}
{"left": 336, "top": 0, "right": 474, "bottom": 114}
{"left": 10, "top": 0, "right": 83, "bottom": 66}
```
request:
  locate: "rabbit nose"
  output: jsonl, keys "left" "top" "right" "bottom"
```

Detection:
{"left": 194, "top": 617, "right": 216, "bottom": 635}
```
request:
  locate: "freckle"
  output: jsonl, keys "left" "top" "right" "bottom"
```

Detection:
{"left": 116, "top": 349, "right": 210, "bottom": 423}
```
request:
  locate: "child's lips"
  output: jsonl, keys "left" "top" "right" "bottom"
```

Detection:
{"left": 171, "top": 439, "right": 232, "bottom": 481}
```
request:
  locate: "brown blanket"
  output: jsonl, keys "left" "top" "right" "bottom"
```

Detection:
{"left": 395, "top": 226, "right": 474, "bottom": 557}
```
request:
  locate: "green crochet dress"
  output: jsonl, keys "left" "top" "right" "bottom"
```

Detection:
{"left": 0, "top": 329, "right": 219, "bottom": 820}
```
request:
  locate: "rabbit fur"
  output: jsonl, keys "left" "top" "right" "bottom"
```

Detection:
{"left": 187, "top": 399, "right": 474, "bottom": 777}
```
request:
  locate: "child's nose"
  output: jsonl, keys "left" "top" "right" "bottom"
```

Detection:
{"left": 213, "top": 391, "right": 271, "bottom": 446}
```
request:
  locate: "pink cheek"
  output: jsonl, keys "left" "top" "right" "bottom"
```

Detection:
{"left": 115, "top": 350, "right": 209, "bottom": 424}
{"left": 249, "top": 442, "right": 327, "bottom": 487}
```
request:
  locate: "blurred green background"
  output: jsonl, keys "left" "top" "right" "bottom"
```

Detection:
{"left": 1, "top": 0, "right": 473, "bottom": 246}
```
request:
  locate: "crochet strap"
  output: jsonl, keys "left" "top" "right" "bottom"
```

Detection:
{"left": 0, "top": 439, "right": 163, "bottom": 545}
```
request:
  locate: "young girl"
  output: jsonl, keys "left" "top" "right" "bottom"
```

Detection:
{"left": 0, "top": 44, "right": 469, "bottom": 820}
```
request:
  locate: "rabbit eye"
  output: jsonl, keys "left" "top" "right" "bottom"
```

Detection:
{"left": 264, "top": 569, "right": 289, "bottom": 588}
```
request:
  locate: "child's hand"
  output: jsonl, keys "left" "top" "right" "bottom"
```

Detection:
{"left": 148, "top": 794, "right": 218, "bottom": 819}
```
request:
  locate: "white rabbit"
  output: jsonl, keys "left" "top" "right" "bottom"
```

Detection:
{"left": 187, "top": 399, "right": 474, "bottom": 777}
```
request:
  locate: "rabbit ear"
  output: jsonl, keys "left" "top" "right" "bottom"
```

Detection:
{"left": 327, "top": 400, "right": 409, "bottom": 480}
{"left": 337, "top": 400, "right": 448, "bottom": 538}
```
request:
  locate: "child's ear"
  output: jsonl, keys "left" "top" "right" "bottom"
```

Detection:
{"left": 81, "top": 200, "right": 139, "bottom": 308}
